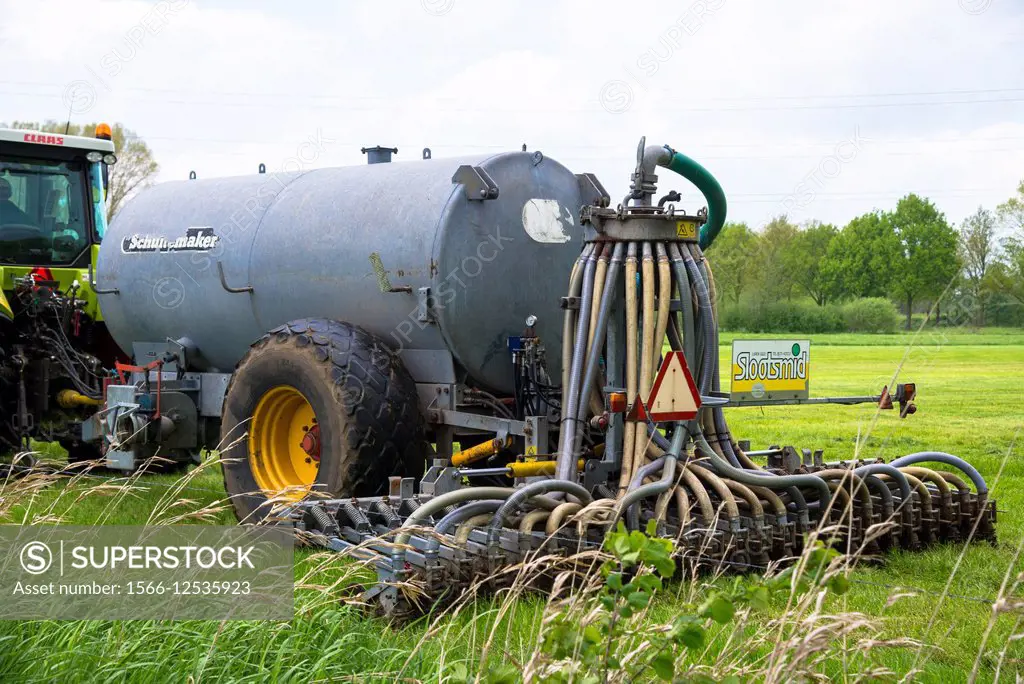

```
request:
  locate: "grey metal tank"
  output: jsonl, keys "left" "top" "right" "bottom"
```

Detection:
{"left": 97, "top": 150, "right": 604, "bottom": 393}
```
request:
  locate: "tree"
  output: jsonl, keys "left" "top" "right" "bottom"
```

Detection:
{"left": 996, "top": 179, "right": 1024, "bottom": 234}
{"left": 987, "top": 181, "right": 1024, "bottom": 312}
{"left": 820, "top": 211, "right": 899, "bottom": 302}
{"left": 5, "top": 120, "right": 158, "bottom": 222}
{"left": 753, "top": 215, "right": 799, "bottom": 302}
{"left": 958, "top": 206, "right": 997, "bottom": 325}
{"left": 784, "top": 221, "right": 838, "bottom": 305}
{"left": 887, "top": 194, "right": 960, "bottom": 329}
{"left": 705, "top": 222, "right": 758, "bottom": 305}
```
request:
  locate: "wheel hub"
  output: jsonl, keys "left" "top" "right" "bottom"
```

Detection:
{"left": 248, "top": 385, "right": 320, "bottom": 499}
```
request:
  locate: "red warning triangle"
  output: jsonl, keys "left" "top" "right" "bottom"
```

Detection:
{"left": 625, "top": 395, "right": 648, "bottom": 422}
{"left": 646, "top": 351, "right": 701, "bottom": 422}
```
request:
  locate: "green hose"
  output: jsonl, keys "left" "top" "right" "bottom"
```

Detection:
{"left": 661, "top": 148, "right": 727, "bottom": 250}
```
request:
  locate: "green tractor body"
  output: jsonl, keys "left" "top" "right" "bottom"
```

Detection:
{"left": 0, "top": 126, "right": 118, "bottom": 454}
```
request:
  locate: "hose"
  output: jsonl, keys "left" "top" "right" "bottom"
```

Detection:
{"left": 614, "top": 424, "right": 686, "bottom": 528}
{"left": 861, "top": 473, "right": 894, "bottom": 522}
{"left": 679, "top": 465, "right": 715, "bottom": 525}
{"left": 586, "top": 245, "right": 611, "bottom": 417}
{"left": 686, "top": 461, "right": 742, "bottom": 525}
{"left": 561, "top": 247, "right": 589, "bottom": 416}
{"left": 852, "top": 463, "right": 913, "bottom": 501}
{"left": 889, "top": 452, "right": 987, "bottom": 494}
{"left": 659, "top": 146, "right": 728, "bottom": 250}
{"left": 393, "top": 487, "right": 558, "bottom": 557}
{"left": 555, "top": 247, "right": 598, "bottom": 480}
{"left": 587, "top": 244, "right": 610, "bottom": 356}
{"left": 668, "top": 244, "right": 696, "bottom": 372}
{"left": 816, "top": 469, "right": 874, "bottom": 524}
{"left": 625, "top": 455, "right": 666, "bottom": 529}
{"left": 680, "top": 246, "right": 715, "bottom": 396}
{"left": 653, "top": 243, "right": 672, "bottom": 379}
{"left": 569, "top": 243, "right": 625, "bottom": 479}
{"left": 633, "top": 242, "right": 657, "bottom": 482}
{"left": 455, "top": 513, "right": 498, "bottom": 546}
{"left": 486, "top": 480, "right": 594, "bottom": 547}
{"left": 900, "top": 466, "right": 954, "bottom": 524}
{"left": 519, "top": 509, "right": 551, "bottom": 534}
{"left": 722, "top": 478, "right": 765, "bottom": 521}
{"left": 424, "top": 500, "right": 504, "bottom": 555}
{"left": 696, "top": 432, "right": 833, "bottom": 504}
{"left": 747, "top": 484, "right": 788, "bottom": 526}
{"left": 619, "top": 242, "right": 640, "bottom": 493}
{"left": 545, "top": 502, "right": 583, "bottom": 536}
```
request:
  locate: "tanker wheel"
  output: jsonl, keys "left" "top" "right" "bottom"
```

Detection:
{"left": 219, "top": 318, "right": 425, "bottom": 522}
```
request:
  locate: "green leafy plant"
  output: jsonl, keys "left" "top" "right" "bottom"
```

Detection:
{"left": 530, "top": 522, "right": 849, "bottom": 683}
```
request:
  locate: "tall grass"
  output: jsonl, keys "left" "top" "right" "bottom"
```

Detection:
{"left": 1, "top": 443, "right": 1020, "bottom": 682}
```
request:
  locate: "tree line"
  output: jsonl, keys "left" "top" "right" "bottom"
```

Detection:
{"left": 708, "top": 182, "right": 1024, "bottom": 329}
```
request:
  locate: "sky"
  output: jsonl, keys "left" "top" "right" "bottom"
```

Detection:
{"left": 1, "top": 0, "right": 1022, "bottom": 230}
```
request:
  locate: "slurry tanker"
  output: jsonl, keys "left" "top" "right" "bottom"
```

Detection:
{"left": 0, "top": 132, "right": 995, "bottom": 615}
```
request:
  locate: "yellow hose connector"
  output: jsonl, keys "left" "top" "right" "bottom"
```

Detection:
{"left": 57, "top": 390, "right": 102, "bottom": 408}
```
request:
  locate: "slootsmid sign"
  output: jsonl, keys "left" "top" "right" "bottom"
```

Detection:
{"left": 730, "top": 339, "right": 810, "bottom": 403}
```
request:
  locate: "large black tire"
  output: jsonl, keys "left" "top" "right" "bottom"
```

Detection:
{"left": 220, "top": 318, "right": 425, "bottom": 522}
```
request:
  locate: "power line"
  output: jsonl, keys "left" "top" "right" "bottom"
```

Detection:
{"left": 4, "top": 90, "right": 1023, "bottom": 113}
{"left": 3, "top": 80, "right": 1023, "bottom": 103}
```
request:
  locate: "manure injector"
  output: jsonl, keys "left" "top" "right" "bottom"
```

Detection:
{"left": 8, "top": 136, "right": 996, "bottom": 616}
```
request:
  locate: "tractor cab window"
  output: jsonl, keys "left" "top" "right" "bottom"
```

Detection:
{"left": 0, "top": 157, "right": 90, "bottom": 266}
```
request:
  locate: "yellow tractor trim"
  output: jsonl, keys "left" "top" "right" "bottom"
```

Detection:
{"left": 0, "top": 288, "right": 11, "bottom": 321}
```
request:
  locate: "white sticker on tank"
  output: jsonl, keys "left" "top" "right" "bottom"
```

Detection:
{"left": 522, "top": 199, "right": 573, "bottom": 244}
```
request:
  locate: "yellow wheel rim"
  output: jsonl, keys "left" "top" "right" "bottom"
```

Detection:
{"left": 248, "top": 385, "right": 320, "bottom": 499}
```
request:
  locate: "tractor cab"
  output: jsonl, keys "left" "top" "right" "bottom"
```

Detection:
{"left": 0, "top": 125, "right": 116, "bottom": 321}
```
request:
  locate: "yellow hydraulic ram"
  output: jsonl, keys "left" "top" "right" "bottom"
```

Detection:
{"left": 508, "top": 459, "right": 585, "bottom": 478}
{"left": 452, "top": 436, "right": 513, "bottom": 467}
{"left": 57, "top": 390, "right": 102, "bottom": 408}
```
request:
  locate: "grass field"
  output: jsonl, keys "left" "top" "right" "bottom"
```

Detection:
{"left": 1, "top": 329, "right": 1022, "bottom": 682}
